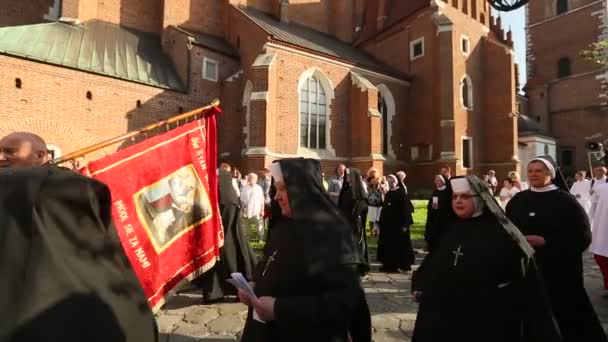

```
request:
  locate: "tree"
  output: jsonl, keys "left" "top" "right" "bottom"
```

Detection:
{"left": 581, "top": 41, "right": 608, "bottom": 66}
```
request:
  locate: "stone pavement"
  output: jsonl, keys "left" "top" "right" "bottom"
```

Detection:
{"left": 157, "top": 252, "right": 608, "bottom": 342}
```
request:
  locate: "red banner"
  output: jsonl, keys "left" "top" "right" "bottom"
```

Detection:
{"left": 86, "top": 116, "right": 223, "bottom": 311}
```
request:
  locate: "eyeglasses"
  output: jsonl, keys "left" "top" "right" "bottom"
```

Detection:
{"left": 452, "top": 194, "right": 479, "bottom": 200}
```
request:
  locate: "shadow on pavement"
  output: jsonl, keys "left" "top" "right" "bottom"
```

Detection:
{"left": 160, "top": 333, "right": 237, "bottom": 342}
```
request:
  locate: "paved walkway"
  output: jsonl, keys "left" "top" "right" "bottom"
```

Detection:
{"left": 157, "top": 252, "right": 608, "bottom": 342}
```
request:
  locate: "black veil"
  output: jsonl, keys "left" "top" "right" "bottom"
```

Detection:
{"left": 274, "top": 158, "right": 361, "bottom": 272}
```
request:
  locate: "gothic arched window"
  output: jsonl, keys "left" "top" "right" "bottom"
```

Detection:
{"left": 300, "top": 76, "right": 327, "bottom": 149}
{"left": 461, "top": 75, "right": 474, "bottom": 110}
{"left": 379, "top": 95, "right": 388, "bottom": 155}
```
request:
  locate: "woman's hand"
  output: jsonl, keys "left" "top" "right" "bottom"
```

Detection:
{"left": 237, "top": 282, "right": 256, "bottom": 307}
{"left": 253, "top": 296, "right": 276, "bottom": 321}
{"left": 525, "top": 235, "right": 546, "bottom": 248}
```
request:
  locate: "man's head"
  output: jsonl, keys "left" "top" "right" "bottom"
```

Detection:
{"left": 0, "top": 132, "right": 50, "bottom": 168}
{"left": 220, "top": 162, "right": 232, "bottom": 172}
{"left": 396, "top": 171, "right": 406, "bottom": 182}
{"left": 246, "top": 173, "right": 258, "bottom": 185}
{"left": 336, "top": 163, "right": 346, "bottom": 177}
{"left": 594, "top": 167, "right": 607, "bottom": 179}
{"left": 488, "top": 170, "right": 496, "bottom": 176}
{"left": 440, "top": 166, "right": 451, "bottom": 179}
{"left": 576, "top": 170, "right": 586, "bottom": 181}
{"left": 259, "top": 168, "right": 271, "bottom": 180}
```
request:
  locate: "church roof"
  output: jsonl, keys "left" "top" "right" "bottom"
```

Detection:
{"left": 518, "top": 114, "right": 542, "bottom": 134}
{"left": 236, "top": 6, "right": 405, "bottom": 78}
{"left": 0, "top": 20, "right": 185, "bottom": 91}
{"left": 173, "top": 26, "right": 239, "bottom": 58}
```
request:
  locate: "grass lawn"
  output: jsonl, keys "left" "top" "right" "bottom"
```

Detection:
{"left": 248, "top": 199, "right": 429, "bottom": 255}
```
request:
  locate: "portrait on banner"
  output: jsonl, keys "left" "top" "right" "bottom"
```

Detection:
{"left": 134, "top": 164, "right": 212, "bottom": 252}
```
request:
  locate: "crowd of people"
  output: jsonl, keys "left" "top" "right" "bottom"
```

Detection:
{"left": 3, "top": 130, "right": 608, "bottom": 341}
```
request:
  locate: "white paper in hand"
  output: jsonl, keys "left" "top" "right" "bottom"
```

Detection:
{"left": 226, "top": 272, "right": 265, "bottom": 323}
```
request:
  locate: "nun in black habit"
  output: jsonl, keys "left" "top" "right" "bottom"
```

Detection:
{"left": 0, "top": 166, "right": 158, "bottom": 342}
{"left": 424, "top": 174, "right": 454, "bottom": 252}
{"left": 240, "top": 158, "right": 372, "bottom": 342}
{"left": 506, "top": 156, "right": 607, "bottom": 342}
{"left": 338, "top": 168, "right": 371, "bottom": 275}
{"left": 377, "top": 174, "right": 415, "bottom": 272}
{"left": 195, "top": 167, "right": 258, "bottom": 302}
{"left": 412, "top": 176, "right": 561, "bottom": 342}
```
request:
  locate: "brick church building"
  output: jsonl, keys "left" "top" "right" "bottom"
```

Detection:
{"left": 525, "top": 0, "right": 608, "bottom": 175}
{"left": 0, "top": 0, "right": 519, "bottom": 189}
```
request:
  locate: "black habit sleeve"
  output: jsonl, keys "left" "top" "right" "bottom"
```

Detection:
{"left": 550, "top": 193, "right": 592, "bottom": 254}
{"left": 273, "top": 264, "right": 362, "bottom": 332}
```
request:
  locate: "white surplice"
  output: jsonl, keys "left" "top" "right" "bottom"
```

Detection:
{"left": 570, "top": 180, "right": 592, "bottom": 216}
{"left": 590, "top": 184, "right": 608, "bottom": 257}
{"left": 240, "top": 184, "right": 265, "bottom": 219}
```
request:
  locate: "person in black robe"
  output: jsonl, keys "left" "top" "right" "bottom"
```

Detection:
{"left": 506, "top": 156, "right": 608, "bottom": 342}
{"left": 411, "top": 176, "right": 561, "bottom": 342}
{"left": 194, "top": 167, "right": 258, "bottom": 302}
{"left": 0, "top": 165, "right": 158, "bottom": 342}
{"left": 377, "top": 174, "right": 415, "bottom": 272}
{"left": 338, "top": 168, "right": 371, "bottom": 275}
{"left": 424, "top": 174, "right": 454, "bottom": 252}
{"left": 239, "top": 158, "right": 372, "bottom": 342}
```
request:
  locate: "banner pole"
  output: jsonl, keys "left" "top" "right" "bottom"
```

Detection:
{"left": 54, "top": 99, "right": 220, "bottom": 164}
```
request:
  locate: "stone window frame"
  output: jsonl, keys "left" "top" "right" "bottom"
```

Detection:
{"left": 410, "top": 37, "right": 425, "bottom": 61}
{"left": 377, "top": 84, "right": 397, "bottom": 159}
{"left": 297, "top": 68, "right": 336, "bottom": 158}
{"left": 557, "top": 57, "right": 571, "bottom": 79}
{"left": 461, "top": 35, "right": 470, "bottom": 56}
{"left": 202, "top": 57, "right": 219, "bottom": 82}
{"left": 242, "top": 80, "right": 253, "bottom": 151}
{"left": 556, "top": 0, "right": 568, "bottom": 15}
{"left": 460, "top": 74, "right": 474, "bottom": 110}
{"left": 461, "top": 136, "right": 474, "bottom": 169}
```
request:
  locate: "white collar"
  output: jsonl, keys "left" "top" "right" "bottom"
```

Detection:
{"left": 437, "top": 186, "right": 447, "bottom": 191}
{"left": 530, "top": 184, "right": 559, "bottom": 192}
{"left": 595, "top": 176, "right": 607, "bottom": 181}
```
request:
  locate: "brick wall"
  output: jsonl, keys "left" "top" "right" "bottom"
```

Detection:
{"left": 0, "top": 55, "right": 206, "bottom": 161}
{"left": 95, "top": 0, "right": 162, "bottom": 33}
{"left": 527, "top": 1, "right": 602, "bottom": 82}
{"left": 179, "top": 0, "right": 226, "bottom": 37}
{"left": 0, "top": 0, "right": 54, "bottom": 26}
{"left": 527, "top": 0, "right": 606, "bottom": 172}
{"left": 528, "top": 0, "right": 600, "bottom": 25}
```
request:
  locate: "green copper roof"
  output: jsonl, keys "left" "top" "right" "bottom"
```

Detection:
{"left": 0, "top": 20, "right": 185, "bottom": 91}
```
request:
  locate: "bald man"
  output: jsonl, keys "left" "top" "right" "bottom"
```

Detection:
{"left": 0, "top": 132, "right": 50, "bottom": 168}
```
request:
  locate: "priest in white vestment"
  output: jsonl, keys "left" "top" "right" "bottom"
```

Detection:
{"left": 240, "top": 173, "right": 266, "bottom": 240}
{"left": 570, "top": 171, "right": 592, "bottom": 217}
{"left": 590, "top": 182, "right": 608, "bottom": 291}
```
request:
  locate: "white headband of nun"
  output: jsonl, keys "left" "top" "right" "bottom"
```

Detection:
{"left": 450, "top": 177, "right": 484, "bottom": 218}
{"left": 270, "top": 162, "right": 284, "bottom": 183}
{"left": 450, "top": 177, "right": 473, "bottom": 194}
{"left": 387, "top": 175, "right": 398, "bottom": 183}
{"left": 529, "top": 157, "right": 556, "bottom": 179}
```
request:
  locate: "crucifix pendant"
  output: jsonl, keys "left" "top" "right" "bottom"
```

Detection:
{"left": 262, "top": 250, "right": 278, "bottom": 277}
{"left": 452, "top": 246, "right": 464, "bottom": 267}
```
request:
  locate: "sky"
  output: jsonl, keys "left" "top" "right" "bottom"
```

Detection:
{"left": 495, "top": 6, "right": 527, "bottom": 90}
